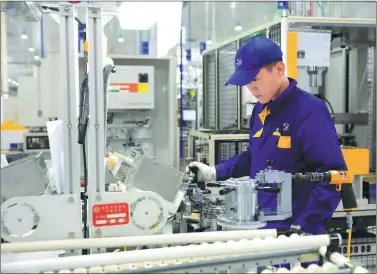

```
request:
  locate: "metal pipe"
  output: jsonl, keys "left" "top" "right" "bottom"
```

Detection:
{"left": 280, "top": 9, "right": 288, "bottom": 74}
{"left": 2, "top": 234, "right": 332, "bottom": 272}
{"left": 1, "top": 12, "right": 8, "bottom": 94}
{"left": 40, "top": 14, "right": 45, "bottom": 58}
{"left": 318, "top": 246, "right": 369, "bottom": 273}
{"left": 179, "top": 25, "right": 183, "bottom": 158}
{"left": 1, "top": 229, "right": 278, "bottom": 253}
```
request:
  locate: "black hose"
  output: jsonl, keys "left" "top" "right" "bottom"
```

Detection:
{"left": 315, "top": 94, "right": 335, "bottom": 116}
{"left": 41, "top": 5, "right": 86, "bottom": 38}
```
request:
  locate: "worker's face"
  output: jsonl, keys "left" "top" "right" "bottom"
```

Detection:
{"left": 245, "top": 62, "right": 285, "bottom": 104}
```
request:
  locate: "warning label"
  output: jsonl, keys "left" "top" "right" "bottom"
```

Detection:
{"left": 92, "top": 203, "right": 130, "bottom": 227}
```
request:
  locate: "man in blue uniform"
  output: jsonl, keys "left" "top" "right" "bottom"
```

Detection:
{"left": 187, "top": 36, "right": 347, "bottom": 235}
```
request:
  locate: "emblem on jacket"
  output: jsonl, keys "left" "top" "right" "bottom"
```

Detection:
{"left": 283, "top": 122, "right": 290, "bottom": 132}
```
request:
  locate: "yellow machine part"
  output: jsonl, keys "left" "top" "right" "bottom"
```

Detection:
{"left": 341, "top": 147, "right": 370, "bottom": 175}
{"left": 1, "top": 120, "right": 26, "bottom": 131}
{"left": 83, "top": 40, "right": 88, "bottom": 52}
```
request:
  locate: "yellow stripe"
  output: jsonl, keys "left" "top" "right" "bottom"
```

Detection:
{"left": 253, "top": 128, "right": 263, "bottom": 138}
{"left": 258, "top": 106, "right": 270, "bottom": 125}
{"left": 273, "top": 131, "right": 281, "bottom": 137}
{"left": 287, "top": 32, "right": 298, "bottom": 80}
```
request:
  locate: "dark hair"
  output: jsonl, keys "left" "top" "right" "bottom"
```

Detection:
{"left": 263, "top": 58, "right": 283, "bottom": 71}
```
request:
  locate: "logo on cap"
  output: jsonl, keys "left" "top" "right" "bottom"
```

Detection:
{"left": 236, "top": 58, "right": 242, "bottom": 68}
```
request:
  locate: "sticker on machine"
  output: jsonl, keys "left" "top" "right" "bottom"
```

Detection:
{"left": 92, "top": 203, "right": 130, "bottom": 227}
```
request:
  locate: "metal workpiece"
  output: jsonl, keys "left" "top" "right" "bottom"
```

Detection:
{"left": 217, "top": 177, "right": 265, "bottom": 229}
{"left": 256, "top": 169, "right": 293, "bottom": 222}
{"left": 216, "top": 169, "right": 292, "bottom": 230}
{"left": 201, "top": 203, "right": 224, "bottom": 231}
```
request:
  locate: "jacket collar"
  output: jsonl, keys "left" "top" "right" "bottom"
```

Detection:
{"left": 264, "top": 78, "right": 297, "bottom": 113}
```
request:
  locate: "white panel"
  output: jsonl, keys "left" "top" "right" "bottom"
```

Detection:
{"left": 107, "top": 65, "right": 155, "bottom": 109}
{"left": 2, "top": 98, "right": 18, "bottom": 122}
{"left": 17, "top": 76, "right": 43, "bottom": 126}
{"left": 242, "top": 86, "right": 257, "bottom": 117}
{"left": 325, "top": 48, "right": 347, "bottom": 134}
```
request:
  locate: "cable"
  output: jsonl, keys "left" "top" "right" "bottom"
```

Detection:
{"left": 41, "top": 5, "right": 87, "bottom": 63}
{"left": 345, "top": 212, "right": 353, "bottom": 260}
{"left": 82, "top": 144, "right": 89, "bottom": 256}
{"left": 315, "top": 94, "right": 335, "bottom": 116}
{"left": 346, "top": 228, "right": 352, "bottom": 259}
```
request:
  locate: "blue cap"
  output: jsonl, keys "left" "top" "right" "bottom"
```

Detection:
{"left": 225, "top": 36, "right": 283, "bottom": 86}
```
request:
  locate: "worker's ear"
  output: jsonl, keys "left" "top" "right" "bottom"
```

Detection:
{"left": 276, "top": 62, "right": 285, "bottom": 76}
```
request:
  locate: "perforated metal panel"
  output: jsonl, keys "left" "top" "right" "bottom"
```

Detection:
{"left": 203, "top": 53, "right": 217, "bottom": 129}
{"left": 240, "top": 30, "right": 267, "bottom": 46}
{"left": 216, "top": 141, "right": 249, "bottom": 165}
{"left": 268, "top": 23, "right": 281, "bottom": 46}
{"left": 367, "top": 46, "right": 375, "bottom": 169}
{"left": 218, "top": 42, "right": 238, "bottom": 129}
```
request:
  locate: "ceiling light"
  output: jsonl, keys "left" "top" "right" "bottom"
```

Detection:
{"left": 230, "top": 2, "right": 236, "bottom": 9}
{"left": 21, "top": 34, "right": 28, "bottom": 39}
{"left": 8, "top": 79, "right": 12, "bottom": 83}
{"left": 34, "top": 55, "right": 40, "bottom": 60}
{"left": 11, "top": 81, "right": 17, "bottom": 85}
{"left": 29, "top": 47, "right": 35, "bottom": 52}
{"left": 206, "top": 40, "right": 213, "bottom": 45}
{"left": 117, "top": 37, "right": 124, "bottom": 43}
{"left": 15, "top": 83, "right": 19, "bottom": 86}
{"left": 235, "top": 24, "right": 242, "bottom": 31}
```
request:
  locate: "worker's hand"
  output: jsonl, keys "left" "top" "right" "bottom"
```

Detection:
{"left": 185, "top": 161, "right": 217, "bottom": 182}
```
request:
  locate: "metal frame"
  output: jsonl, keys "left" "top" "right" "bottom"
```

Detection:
{"left": 2, "top": 233, "right": 371, "bottom": 273}
{"left": 59, "top": 2, "right": 81, "bottom": 196}
{"left": 86, "top": 4, "right": 106, "bottom": 240}
{"left": 187, "top": 130, "right": 249, "bottom": 166}
{"left": 2, "top": 3, "right": 177, "bottom": 250}
{"left": 118, "top": 250, "right": 311, "bottom": 273}
{"left": 0, "top": 2, "right": 83, "bottom": 244}
{"left": 200, "top": 16, "right": 376, "bottom": 131}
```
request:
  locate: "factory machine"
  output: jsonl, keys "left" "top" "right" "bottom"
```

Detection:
{"left": 193, "top": 11, "right": 376, "bottom": 271}
{"left": 1, "top": 148, "right": 371, "bottom": 273}
{"left": 0, "top": 2, "right": 373, "bottom": 273}
{"left": 78, "top": 55, "right": 178, "bottom": 169}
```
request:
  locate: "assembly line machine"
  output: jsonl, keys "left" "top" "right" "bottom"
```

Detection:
{"left": 0, "top": 2, "right": 375, "bottom": 274}
{"left": 0, "top": 148, "right": 372, "bottom": 273}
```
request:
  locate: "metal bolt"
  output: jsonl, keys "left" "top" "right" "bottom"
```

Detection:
{"left": 95, "top": 124, "right": 99, "bottom": 128}
{"left": 67, "top": 123, "right": 72, "bottom": 128}
{"left": 96, "top": 193, "right": 101, "bottom": 201}
{"left": 68, "top": 197, "right": 74, "bottom": 203}
{"left": 68, "top": 232, "right": 75, "bottom": 238}
{"left": 95, "top": 229, "right": 101, "bottom": 236}
{"left": 64, "top": 7, "right": 69, "bottom": 11}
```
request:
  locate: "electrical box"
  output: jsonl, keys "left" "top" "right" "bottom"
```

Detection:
{"left": 107, "top": 65, "right": 155, "bottom": 109}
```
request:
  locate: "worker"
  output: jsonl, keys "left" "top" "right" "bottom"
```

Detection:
{"left": 186, "top": 36, "right": 347, "bottom": 235}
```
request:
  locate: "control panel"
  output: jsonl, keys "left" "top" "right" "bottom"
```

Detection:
{"left": 107, "top": 65, "right": 155, "bottom": 109}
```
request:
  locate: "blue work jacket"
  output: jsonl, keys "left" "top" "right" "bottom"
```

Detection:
{"left": 215, "top": 78, "right": 346, "bottom": 235}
